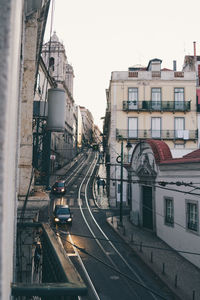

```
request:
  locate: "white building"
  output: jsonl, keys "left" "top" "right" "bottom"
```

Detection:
{"left": 130, "top": 139, "right": 200, "bottom": 268}
{"left": 104, "top": 57, "right": 198, "bottom": 207}
{"left": 80, "top": 106, "right": 94, "bottom": 146}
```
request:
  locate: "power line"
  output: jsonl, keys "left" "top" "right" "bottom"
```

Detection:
{"left": 56, "top": 229, "right": 200, "bottom": 257}
{"left": 57, "top": 232, "right": 168, "bottom": 300}
{"left": 97, "top": 175, "right": 200, "bottom": 196}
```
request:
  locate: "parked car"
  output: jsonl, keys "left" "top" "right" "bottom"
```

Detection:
{"left": 51, "top": 180, "right": 66, "bottom": 195}
{"left": 53, "top": 205, "right": 72, "bottom": 225}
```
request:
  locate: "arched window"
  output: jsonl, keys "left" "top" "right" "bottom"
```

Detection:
{"left": 49, "top": 57, "right": 55, "bottom": 71}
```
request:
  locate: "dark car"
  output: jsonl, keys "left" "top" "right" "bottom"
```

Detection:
{"left": 51, "top": 180, "right": 66, "bottom": 195}
{"left": 53, "top": 205, "right": 72, "bottom": 225}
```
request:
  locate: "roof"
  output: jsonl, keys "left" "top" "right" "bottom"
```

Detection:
{"left": 147, "top": 140, "right": 172, "bottom": 163}
{"left": 51, "top": 31, "right": 59, "bottom": 42}
{"left": 147, "top": 58, "right": 162, "bottom": 70}
{"left": 129, "top": 65, "right": 146, "bottom": 71}
{"left": 160, "top": 148, "right": 200, "bottom": 165}
{"left": 161, "top": 68, "right": 172, "bottom": 71}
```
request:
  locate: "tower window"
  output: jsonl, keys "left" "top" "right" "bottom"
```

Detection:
{"left": 49, "top": 57, "right": 55, "bottom": 71}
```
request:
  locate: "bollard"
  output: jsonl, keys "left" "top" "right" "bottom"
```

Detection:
{"left": 117, "top": 221, "right": 119, "bottom": 229}
{"left": 162, "top": 263, "right": 165, "bottom": 275}
{"left": 150, "top": 251, "right": 153, "bottom": 263}
{"left": 192, "top": 290, "right": 195, "bottom": 300}
{"left": 140, "top": 242, "right": 143, "bottom": 252}
{"left": 123, "top": 226, "right": 126, "bottom": 236}
{"left": 130, "top": 233, "right": 134, "bottom": 243}
{"left": 175, "top": 275, "right": 178, "bottom": 288}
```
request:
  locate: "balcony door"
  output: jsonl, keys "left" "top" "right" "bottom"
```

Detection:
{"left": 128, "top": 88, "right": 138, "bottom": 110}
{"left": 175, "top": 117, "right": 184, "bottom": 138}
{"left": 174, "top": 88, "right": 184, "bottom": 110}
{"left": 151, "top": 88, "right": 161, "bottom": 110}
{"left": 151, "top": 117, "right": 161, "bottom": 138}
{"left": 128, "top": 117, "right": 138, "bottom": 138}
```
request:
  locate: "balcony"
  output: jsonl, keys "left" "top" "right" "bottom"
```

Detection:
{"left": 12, "top": 222, "right": 87, "bottom": 299}
{"left": 116, "top": 129, "right": 198, "bottom": 141}
{"left": 122, "top": 100, "right": 191, "bottom": 112}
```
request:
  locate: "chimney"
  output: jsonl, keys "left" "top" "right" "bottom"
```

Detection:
{"left": 193, "top": 41, "right": 196, "bottom": 58}
{"left": 173, "top": 60, "right": 177, "bottom": 71}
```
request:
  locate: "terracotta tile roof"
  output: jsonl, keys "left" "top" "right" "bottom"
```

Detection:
{"left": 183, "top": 149, "right": 200, "bottom": 158}
{"left": 161, "top": 68, "right": 172, "bottom": 71}
{"left": 147, "top": 140, "right": 172, "bottom": 163}
{"left": 145, "top": 140, "right": 200, "bottom": 165}
{"left": 160, "top": 157, "right": 200, "bottom": 165}
{"left": 160, "top": 149, "right": 200, "bottom": 165}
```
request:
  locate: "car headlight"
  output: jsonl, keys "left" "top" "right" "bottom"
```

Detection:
{"left": 61, "top": 188, "right": 65, "bottom": 192}
{"left": 54, "top": 218, "right": 60, "bottom": 222}
{"left": 67, "top": 218, "right": 72, "bottom": 222}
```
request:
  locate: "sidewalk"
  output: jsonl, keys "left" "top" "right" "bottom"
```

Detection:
{"left": 95, "top": 163, "right": 200, "bottom": 300}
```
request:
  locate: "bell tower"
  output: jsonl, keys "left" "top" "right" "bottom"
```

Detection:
{"left": 42, "top": 31, "right": 67, "bottom": 83}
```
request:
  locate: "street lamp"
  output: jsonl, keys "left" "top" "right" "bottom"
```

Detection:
{"left": 117, "top": 138, "right": 132, "bottom": 225}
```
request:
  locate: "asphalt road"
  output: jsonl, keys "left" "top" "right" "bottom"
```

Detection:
{"left": 50, "top": 151, "right": 176, "bottom": 300}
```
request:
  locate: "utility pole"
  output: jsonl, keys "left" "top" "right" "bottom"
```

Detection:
{"left": 120, "top": 140, "right": 123, "bottom": 224}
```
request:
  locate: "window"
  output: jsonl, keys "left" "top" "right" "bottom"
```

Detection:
{"left": 175, "top": 117, "right": 184, "bottom": 139}
{"left": 151, "top": 117, "right": 161, "bottom": 138}
{"left": 127, "top": 144, "right": 135, "bottom": 163}
{"left": 49, "top": 57, "right": 55, "bottom": 71}
{"left": 36, "top": 73, "right": 40, "bottom": 93}
{"left": 128, "top": 117, "right": 138, "bottom": 138}
{"left": 186, "top": 202, "right": 198, "bottom": 232}
{"left": 165, "top": 197, "right": 174, "bottom": 226}
{"left": 128, "top": 88, "right": 138, "bottom": 109}
{"left": 151, "top": 88, "right": 161, "bottom": 110}
{"left": 174, "top": 88, "right": 184, "bottom": 110}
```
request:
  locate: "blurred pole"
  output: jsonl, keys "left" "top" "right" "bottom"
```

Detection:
{"left": 120, "top": 140, "right": 123, "bottom": 224}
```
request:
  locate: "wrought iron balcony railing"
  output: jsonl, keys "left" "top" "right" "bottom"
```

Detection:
{"left": 122, "top": 100, "right": 191, "bottom": 112}
{"left": 116, "top": 129, "right": 198, "bottom": 140}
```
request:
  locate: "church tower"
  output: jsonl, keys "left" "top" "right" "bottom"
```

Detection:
{"left": 42, "top": 31, "right": 67, "bottom": 83}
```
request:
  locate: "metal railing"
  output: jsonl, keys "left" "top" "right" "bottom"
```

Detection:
{"left": 116, "top": 129, "right": 198, "bottom": 140}
{"left": 122, "top": 100, "right": 191, "bottom": 112}
{"left": 12, "top": 223, "right": 87, "bottom": 299}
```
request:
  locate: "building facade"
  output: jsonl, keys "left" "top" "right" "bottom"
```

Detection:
{"left": 130, "top": 139, "right": 200, "bottom": 269}
{"left": 42, "top": 32, "right": 77, "bottom": 169}
{"left": 104, "top": 58, "right": 198, "bottom": 207}
{"left": 0, "top": 0, "right": 51, "bottom": 298}
{"left": 80, "top": 106, "right": 94, "bottom": 146}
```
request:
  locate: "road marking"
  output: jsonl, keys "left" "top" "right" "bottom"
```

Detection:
{"left": 89, "top": 199, "right": 95, "bottom": 206}
{"left": 78, "top": 198, "right": 82, "bottom": 206}
{"left": 110, "top": 275, "right": 119, "bottom": 280}
{"left": 69, "top": 198, "right": 74, "bottom": 206}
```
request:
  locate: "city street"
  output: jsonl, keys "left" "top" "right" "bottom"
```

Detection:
{"left": 50, "top": 150, "right": 175, "bottom": 300}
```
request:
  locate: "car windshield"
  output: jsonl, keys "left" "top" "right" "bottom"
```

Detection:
{"left": 56, "top": 208, "right": 70, "bottom": 215}
{"left": 55, "top": 182, "right": 65, "bottom": 187}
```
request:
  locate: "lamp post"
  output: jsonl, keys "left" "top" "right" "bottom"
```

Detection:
{"left": 119, "top": 140, "right": 124, "bottom": 224}
{"left": 117, "top": 139, "right": 132, "bottom": 225}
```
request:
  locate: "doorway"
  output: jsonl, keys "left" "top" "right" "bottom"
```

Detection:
{"left": 142, "top": 186, "right": 153, "bottom": 230}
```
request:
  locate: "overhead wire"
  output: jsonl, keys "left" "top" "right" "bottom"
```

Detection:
{"left": 57, "top": 232, "right": 168, "bottom": 300}
{"left": 55, "top": 229, "right": 200, "bottom": 257}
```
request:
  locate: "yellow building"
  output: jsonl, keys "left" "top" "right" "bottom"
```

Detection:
{"left": 104, "top": 58, "right": 198, "bottom": 206}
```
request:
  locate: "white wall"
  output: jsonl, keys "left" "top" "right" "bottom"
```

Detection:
{"left": 157, "top": 165, "right": 200, "bottom": 268}
{"left": 0, "top": 1, "right": 23, "bottom": 298}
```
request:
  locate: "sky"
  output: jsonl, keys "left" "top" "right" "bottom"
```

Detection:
{"left": 44, "top": 0, "right": 200, "bottom": 131}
